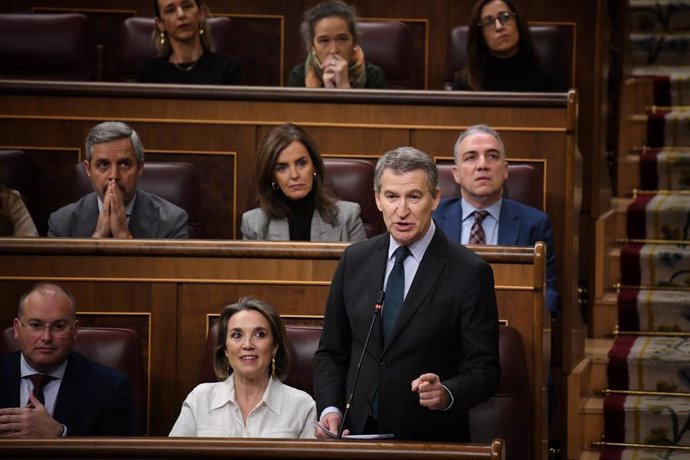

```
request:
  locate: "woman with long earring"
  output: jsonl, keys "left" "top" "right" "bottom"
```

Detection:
{"left": 137, "top": 0, "right": 242, "bottom": 85}
{"left": 170, "top": 297, "right": 316, "bottom": 438}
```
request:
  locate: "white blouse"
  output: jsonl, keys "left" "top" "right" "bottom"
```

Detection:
{"left": 169, "top": 375, "right": 316, "bottom": 438}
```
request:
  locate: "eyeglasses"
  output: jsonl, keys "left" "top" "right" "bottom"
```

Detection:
{"left": 479, "top": 11, "right": 516, "bottom": 30}
{"left": 17, "top": 318, "right": 73, "bottom": 337}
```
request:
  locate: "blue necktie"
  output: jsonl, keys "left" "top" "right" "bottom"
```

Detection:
{"left": 383, "top": 246, "right": 411, "bottom": 342}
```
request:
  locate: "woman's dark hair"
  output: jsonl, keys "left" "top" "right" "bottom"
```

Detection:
{"left": 464, "top": 0, "right": 538, "bottom": 90}
{"left": 152, "top": 0, "right": 212, "bottom": 56}
{"left": 301, "top": 0, "right": 360, "bottom": 52}
{"left": 213, "top": 297, "right": 291, "bottom": 382}
{"left": 255, "top": 123, "right": 338, "bottom": 225}
{"left": 0, "top": 181, "right": 15, "bottom": 236}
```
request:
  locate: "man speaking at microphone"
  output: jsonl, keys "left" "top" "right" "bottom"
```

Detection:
{"left": 314, "top": 147, "right": 499, "bottom": 442}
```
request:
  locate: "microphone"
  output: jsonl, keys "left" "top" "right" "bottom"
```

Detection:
{"left": 337, "top": 290, "right": 385, "bottom": 439}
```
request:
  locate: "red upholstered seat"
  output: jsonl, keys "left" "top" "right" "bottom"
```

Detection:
{"left": 323, "top": 158, "right": 384, "bottom": 238}
{"left": 0, "top": 14, "right": 93, "bottom": 81}
{"left": 444, "top": 24, "right": 574, "bottom": 89}
{"left": 1, "top": 326, "right": 147, "bottom": 435}
{"left": 358, "top": 21, "right": 416, "bottom": 89}
{"left": 437, "top": 161, "right": 545, "bottom": 211}
{"left": 71, "top": 162, "right": 203, "bottom": 238}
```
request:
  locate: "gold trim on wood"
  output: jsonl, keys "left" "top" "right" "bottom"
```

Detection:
{"left": 593, "top": 441, "right": 690, "bottom": 451}
{"left": 31, "top": 7, "right": 137, "bottom": 15}
{"left": 0, "top": 276, "right": 333, "bottom": 286}
{"left": 0, "top": 114, "right": 570, "bottom": 133}
{"left": 600, "top": 389, "right": 690, "bottom": 397}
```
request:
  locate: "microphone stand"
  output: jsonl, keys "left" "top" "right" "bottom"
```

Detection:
{"left": 337, "top": 290, "right": 385, "bottom": 439}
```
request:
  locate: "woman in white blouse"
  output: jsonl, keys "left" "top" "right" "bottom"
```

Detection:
{"left": 169, "top": 297, "right": 316, "bottom": 438}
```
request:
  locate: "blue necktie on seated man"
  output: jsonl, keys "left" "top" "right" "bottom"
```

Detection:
{"left": 382, "top": 246, "right": 411, "bottom": 342}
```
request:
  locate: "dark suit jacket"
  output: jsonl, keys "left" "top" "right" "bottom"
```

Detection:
{"left": 0, "top": 351, "right": 137, "bottom": 436}
{"left": 314, "top": 227, "right": 499, "bottom": 442}
{"left": 433, "top": 197, "right": 560, "bottom": 316}
{"left": 47, "top": 190, "right": 188, "bottom": 238}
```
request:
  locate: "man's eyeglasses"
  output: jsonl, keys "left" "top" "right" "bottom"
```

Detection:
{"left": 479, "top": 11, "right": 516, "bottom": 30}
{"left": 17, "top": 318, "right": 72, "bottom": 337}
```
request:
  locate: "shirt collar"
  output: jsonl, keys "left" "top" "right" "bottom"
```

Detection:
{"left": 213, "top": 374, "right": 283, "bottom": 415}
{"left": 461, "top": 198, "right": 503, "bottom": 223}
{"left": 20, "top": 353, "right": 68, "bottom": 380}
{"left": 387, "top": 220, "right": 436, "bottom": 263}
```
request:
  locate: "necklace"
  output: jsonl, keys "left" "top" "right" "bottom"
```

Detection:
{"left": 172, "top": 57, "right": 200, "bottom": 72}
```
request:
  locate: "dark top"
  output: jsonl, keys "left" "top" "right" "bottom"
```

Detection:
{"left": 453, "top": 52, "right": 566, "bottom": 92}
{"left": 284, "top": 192, "right": 316, "bottom": 241}
{"left": 287, "top": 61, "right": 386, "bottom": 89}
{"left": 0, "top": 351, "right": 137, "bottom": 436}
{"left": 136, "top": 51, "right": 242, "bottom": 85}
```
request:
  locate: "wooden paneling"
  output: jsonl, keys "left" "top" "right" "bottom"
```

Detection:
{"left": 0, "top": 437, "right": 506, "bottom": 459}
{"left": 0, "top": 82, "right": 583, "bottom": 383}
{"left": 0, "top": 238, "right": 547, "bottom": 457}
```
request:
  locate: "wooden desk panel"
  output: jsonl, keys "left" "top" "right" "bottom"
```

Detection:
{"left": 0, "top": 238, "right": 546, "bottom": 457}
{"left": 0, "top": 437, "right": 505, "bottom": 459}
{"left": 0, "top": 84, "right": 580, "bottom": 377}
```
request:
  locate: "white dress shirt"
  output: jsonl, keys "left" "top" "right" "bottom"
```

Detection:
{"left": 169, "top": 374, "right": 316, "bottom": 438}
{"left": 20, "top": 354, "right": 68, "bottom": 416}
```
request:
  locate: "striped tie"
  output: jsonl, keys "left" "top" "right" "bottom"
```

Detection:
{"left": 469, "top": 210, "right": 488, "bottom": 244}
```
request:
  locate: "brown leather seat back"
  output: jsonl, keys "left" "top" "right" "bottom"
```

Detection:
{"left": 199, "top": 323, "right": 320, "bottom": 396}
{"left": 444, "top": 24, "right": 573, "bottom": 89}
{"left": 0, "top": 14, "right": 93, "bottom": 81}
{"left": 72, "top": 162, "right": 202, "bottom": 238}
{"left": 1, "top": 326, "right": 146, "bottom": 434}
{"left": 437, "top": 161, "right": 544, "bottom": 211}
{"left": 323, "top": 158, "right": 383, "bottom": 237}
{"left": 469, "top": 325, "right": 532, "bottom": 460}
{"left": 118, "top": 16, "right": 236, "bottom": 82}
{"left": 358, "top": 21, "right": 416, "bottom": 89}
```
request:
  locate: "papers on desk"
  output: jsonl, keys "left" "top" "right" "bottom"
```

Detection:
{"left": 314, "top": 422, "right": 394, "bottom": 440}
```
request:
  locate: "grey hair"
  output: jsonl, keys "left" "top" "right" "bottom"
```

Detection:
{"left": 374, "top": 147, "right": 439, "bottom": 195}
{"left": 453, "top": 124, "right": 506, "bottom": 164}
{"left": 18, "top": 282, "right": 76, "bottom": 319}
{"left": 85, "top": 121, "right": 144, "bottom": 163}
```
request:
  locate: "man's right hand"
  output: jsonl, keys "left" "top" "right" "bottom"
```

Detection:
{"left": 315, "top": 412, "right": 344, "bottom": 439}
{"left": 92, "top": 182, "right": 113, "bottom": 238}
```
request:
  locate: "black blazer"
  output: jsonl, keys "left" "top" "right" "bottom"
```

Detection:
{"left": 314, "top": 227, "right": 500, "bottom": 442}
{"left": 0, "top": 351, "right": 137, "bottom": 436}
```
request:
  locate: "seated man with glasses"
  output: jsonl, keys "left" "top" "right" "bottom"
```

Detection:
{"left": 0, "top": 283, "right": 137, "bottom": 437}
{"left": 452, "top": 0, "right": 566, "bottom": 92}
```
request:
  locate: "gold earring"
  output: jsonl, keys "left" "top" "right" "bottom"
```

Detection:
{"left": 199, "top": 22, "right": 205, "bottom": 36}
{"left": 159, "top": 31, "right": 166, "bottom": 47}
{"left": 271, "top": 356, "right": 276, "bottom": 378}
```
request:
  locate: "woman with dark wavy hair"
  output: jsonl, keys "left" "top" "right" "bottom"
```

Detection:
{"left": 241, "top": 123, "right": 366, "bottom": 242}
{"left": 170, "top": 297, "right": 316, "bottom": 438}
{"left": 136, "top": 0, "right": 242, "bottom": 85}
{"left": 453, "top": 0, "right": 565, "bottom": 92}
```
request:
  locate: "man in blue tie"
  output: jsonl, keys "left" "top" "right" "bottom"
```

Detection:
{"left": 314, "top": 147, "right": 499, "bottom": 442}
{"left": 0, "top": 283, "right": 136, "bottom": 437}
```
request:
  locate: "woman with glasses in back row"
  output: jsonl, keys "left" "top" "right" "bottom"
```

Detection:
{"left": 453, "top": 0, "right": 566, "bottom": 92}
